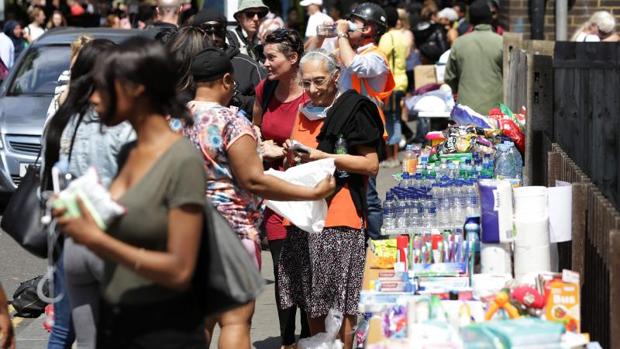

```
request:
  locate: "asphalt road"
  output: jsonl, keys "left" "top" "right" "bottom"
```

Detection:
{"left": 0, "top": 165, "right": 401, "bottom": 349}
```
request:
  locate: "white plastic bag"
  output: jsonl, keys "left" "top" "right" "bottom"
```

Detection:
{"left": 265, "top": 158, "right": 335, "bottom": 234}
{"left": 298, "top": 308, "right": 344, "bottom": 349}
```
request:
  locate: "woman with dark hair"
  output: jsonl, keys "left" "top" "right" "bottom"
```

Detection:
{"left": 164, "top": 26, "right": 206, "bottom": 103}
{"left": 42, "top": 38, "right": 133, "bottom": 349}
{"left": 3, "top": 21, "right": 27, "bottom": 59}
{"left": 47, "top": 10, "right": 68, "bottom": 29}
{"left": 55, "top": 37, "right": 207, "bottom": 349}
{"left": 251, "top": 28, "right": 311, "bottom": 349}
{"left": 187, "top": 47, "right": 334, "bottom": 349}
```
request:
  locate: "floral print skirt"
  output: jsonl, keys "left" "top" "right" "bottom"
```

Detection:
{"left": 277, "top": 226, "right": 366, "bottom": 318}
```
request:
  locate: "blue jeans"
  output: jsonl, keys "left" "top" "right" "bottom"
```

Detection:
{"left": 366, "top": 176, "right": 383, "bottom": 240}
{"left": 48, "top": 251, "right": 75, "bottom": 349}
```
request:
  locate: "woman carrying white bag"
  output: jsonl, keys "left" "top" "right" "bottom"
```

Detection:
{"left": 278, "top": 49, "right": 385, "bottom": 349}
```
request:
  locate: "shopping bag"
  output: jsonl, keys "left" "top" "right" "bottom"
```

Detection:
{"left": 1, "top": 165, "right": 48, "bottom": 258}
{"left": 298, "top": 308, "right": 344, "bottom": 349}
{"left": 193, "top": 200, "right": 265, "bottom": 317}
{"left": 264, "top": 158, "right": 335, "bottom": 234}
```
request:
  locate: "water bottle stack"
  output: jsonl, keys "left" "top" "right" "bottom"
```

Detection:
{"left": 382, "top": 155, "right": 489, "bottom": 235}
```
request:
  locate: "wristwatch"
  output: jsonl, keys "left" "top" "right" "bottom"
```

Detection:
{"left": 337, "top": 32, "right": 349, "bottom": 39}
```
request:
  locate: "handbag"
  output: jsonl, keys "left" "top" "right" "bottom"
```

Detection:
{"left": 193, "top": 199, "right": 265, "bottom": 316}
{"left": 0, "top": 162, "right": 48, "bottom": 258}
{"left": 1, "top": 115, "right": 82, "bottom": 258}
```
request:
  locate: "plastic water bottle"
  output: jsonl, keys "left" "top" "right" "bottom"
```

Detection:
{"left": 396, "top": 194, "right": 408, "bottom": 229}
{"left": 494, "top": 143, "right": 517, "bottom": 180}
{"left": 504, "top": 141, "right": 523, "bottom": 184}
{"left": 464, "top": 180, "right": 479, "bottom": 218}
{"left": 335, "top": 134, "right": 349, "bottom": 178}
{"left": 383, "top": 192, "right": 395, "bottom": 229}
{"left": 402, "top": 145, "right": 417, "bottom": 174}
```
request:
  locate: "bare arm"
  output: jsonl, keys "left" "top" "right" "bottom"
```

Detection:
{"left": 288, "top": 141, "right": 379, "bottom": 177}
{"left": 0, "top": 284, "right": 15, "bottom": 349}
{"left": 228, "top": 135, "right": 335, "bottom": 200}
{"left": 337, "top": 36, "right": 356, "bottom": 67}
{"left": 58, "top": 201, "right": 203, "bottom": 291}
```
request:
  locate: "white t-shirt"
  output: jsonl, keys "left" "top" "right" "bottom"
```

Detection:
{"left": 26, "top": 24, "right": 45, "bottom": 42}
{"left": 575, "top": 32, "right": 599, "bottom": 42}
{"left": 0, "top": 33, "right": 15, "bottom": 68}
{"left": 305, "top": 11, "right": 333, "bottom": 38}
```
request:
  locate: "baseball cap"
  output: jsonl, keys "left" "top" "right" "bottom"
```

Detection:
{"left": 191, "top": 48, "right": 234, "bottom": 82}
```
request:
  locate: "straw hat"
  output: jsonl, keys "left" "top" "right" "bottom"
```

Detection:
{"left": 234, "top": 0, "right": 269, "bottom": 19}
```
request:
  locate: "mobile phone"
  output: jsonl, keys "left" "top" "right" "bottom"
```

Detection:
{"left": 291, "top": 141, "right": 310, "bottom": 155}
{"left": 51, "top": 160, "right": 73, "bottom": 193}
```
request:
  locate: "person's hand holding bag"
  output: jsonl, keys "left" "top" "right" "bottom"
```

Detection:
{"left": 54, "top": 198, "right": 104, "bottom": 248}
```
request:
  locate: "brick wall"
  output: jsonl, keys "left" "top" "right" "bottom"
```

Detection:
{"left": 501, "top": 0, "right": 620, "bottom": 40}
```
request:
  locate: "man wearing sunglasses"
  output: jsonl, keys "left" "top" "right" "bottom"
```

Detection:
{"left": 229, "top": 0, "right": 269, "bottom": 63}
{"left": 192, "top": 9, "right": 266, "bottom": 118}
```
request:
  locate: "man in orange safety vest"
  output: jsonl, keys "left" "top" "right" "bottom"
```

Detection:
{"left": 335, "top": 2, "right": 395, "bottom": 240}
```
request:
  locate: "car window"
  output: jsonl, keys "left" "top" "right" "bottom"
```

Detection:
{"left": 7, "top": 45, "right": 70, "bottom": 96}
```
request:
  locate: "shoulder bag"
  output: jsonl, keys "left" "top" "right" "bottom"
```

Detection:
{"left": 1, "top": 115, "right": 82, "bottom": 258}
{"left": 193, "top": 198, "right": 265, "bottom": 316}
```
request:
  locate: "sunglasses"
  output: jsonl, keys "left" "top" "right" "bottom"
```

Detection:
{"left": 244, "top": 10, "right": 266, "bottom": 19}
{"left": 201, "top": 23, "right": 226, "bottom": 35}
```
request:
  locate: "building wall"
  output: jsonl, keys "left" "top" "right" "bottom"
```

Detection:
{"left": 502, "top": 0, "right": 620, "bottom": 40}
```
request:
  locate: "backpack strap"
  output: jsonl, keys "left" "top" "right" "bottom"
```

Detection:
{"left": 260, "top": 79, "right": 279, "bottom": 119}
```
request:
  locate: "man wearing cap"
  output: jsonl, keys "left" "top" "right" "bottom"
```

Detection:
{"left": 230, "top": 0, "right": 269, "bottom": 63}
{"left": 192, "top": 9, "right": 266, "bottom": 117}
{"left": 444, "top": 0, "right": 503, "bottom": 115}
{"left": 335, "top": 2, "right": 395, "bottom": 240}
{"left": 300, "top": 0, "right": 333, "bottom": 49}
{"left": 152, "top": 0, "right": 181, "bottom": 28}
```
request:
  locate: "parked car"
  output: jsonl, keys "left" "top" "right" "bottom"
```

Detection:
{"left": 0, "top": 28, "right": 140, "bottom": 192}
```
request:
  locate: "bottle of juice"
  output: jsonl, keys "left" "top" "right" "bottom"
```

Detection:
{"left": 402, "top": 144, "right": 418, "bottom": 174}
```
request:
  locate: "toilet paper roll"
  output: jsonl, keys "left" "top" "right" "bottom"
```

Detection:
{"left": 481, "top": 243, "right": 512, "bottom": 275}
{"left": 514, "top": 244, "right": 551, "bottom": 280}
{"left": 513, "top": 186, "right": 548, "bottom": 217}
{"left": 514, "top": 216, "right": 550, "bottom": 247}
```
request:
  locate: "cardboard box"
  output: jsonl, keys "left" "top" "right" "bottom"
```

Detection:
{"left": 413, "top": 65, "right": 438, "bottom": 90}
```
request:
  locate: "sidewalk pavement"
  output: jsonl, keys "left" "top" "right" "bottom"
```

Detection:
{"left": 7, "top": 166, "right": 401, "bottom": 349}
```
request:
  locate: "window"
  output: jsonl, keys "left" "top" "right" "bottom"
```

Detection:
{"left": 8, "top": 45, "right": 70, "bottom": 96}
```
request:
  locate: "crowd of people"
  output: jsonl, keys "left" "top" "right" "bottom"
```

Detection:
{"left": 0, "top": 0, "right": 618, "bottom": 349}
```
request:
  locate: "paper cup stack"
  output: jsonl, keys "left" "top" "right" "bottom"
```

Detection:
{"left": 513, "top": 187, "right": 552, "bottom": 281}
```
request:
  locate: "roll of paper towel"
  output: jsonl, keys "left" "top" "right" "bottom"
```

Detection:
{"left": 514, "top": 216, "right": 550, "bottom": 247}
{"left": 481, "top": 243, "right": 512, "bottom": 275}
{"left": 514, "top": 244, "right": 551, "bottom": 280}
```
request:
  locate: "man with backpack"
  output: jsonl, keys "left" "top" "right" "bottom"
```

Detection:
{"left": 228, "top": 0, "right": 269, "bottom": 63}
{"left": 192, "top": 9, "right": 266, "bottom": 117}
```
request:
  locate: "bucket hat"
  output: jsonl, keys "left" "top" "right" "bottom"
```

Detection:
{"left": 234, "top": 0, "right": 269, "bottom": 19}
